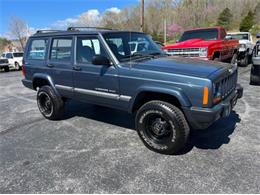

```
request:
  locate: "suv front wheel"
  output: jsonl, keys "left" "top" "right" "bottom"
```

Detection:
{"left": 37, "top": 85, "right": 64, "bottom": 120}
{"left": 135, "top": 100, "right": 190, "bottom": 154}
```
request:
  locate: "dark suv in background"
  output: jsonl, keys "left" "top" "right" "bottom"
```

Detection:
{"left": 22, "top": 27, "right": 243, "bottom": 154}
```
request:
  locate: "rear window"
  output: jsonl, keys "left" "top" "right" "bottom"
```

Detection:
{"left": 28, "top": 39, "right": 48, "bottom": 60}
{"left": 228, "top": 34, "right": 249, "bottom": 40}
{"left": 50, "top": 38, "right": 72, "bottom": 62}
{"left": 13, "top": 52, "right": 23, "bottom": 57}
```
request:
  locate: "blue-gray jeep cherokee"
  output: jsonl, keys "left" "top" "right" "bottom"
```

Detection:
{"left": 22, "top": 27, "right": 243, "bottom": 154}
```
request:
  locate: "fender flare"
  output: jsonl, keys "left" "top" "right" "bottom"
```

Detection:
{"left": 32, "top": 73, "right": 60, "bottom": 96}
{"left": 129, "top": 85, "right": 191, "bottom": 112}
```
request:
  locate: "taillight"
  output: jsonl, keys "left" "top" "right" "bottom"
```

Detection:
{"left": 22, "top": 59, "right": 25, "bottom": 77}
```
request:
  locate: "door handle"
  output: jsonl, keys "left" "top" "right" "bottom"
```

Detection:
{"left": 73, "top": 66, "right": 81, "bottom": 71}
{"left": 47, "top": 64, "right": 54, "bottom": 68}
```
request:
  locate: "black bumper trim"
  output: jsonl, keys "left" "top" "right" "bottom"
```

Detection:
{"left": 183, "top": 84, "right": 243, "bottom": 130}
{"left": 22, "top": 79, "right": 33, "bottom": 90}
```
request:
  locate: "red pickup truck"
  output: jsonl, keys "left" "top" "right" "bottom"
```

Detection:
{"left": 162, "top": 27, "right": 239, "bottom": 62}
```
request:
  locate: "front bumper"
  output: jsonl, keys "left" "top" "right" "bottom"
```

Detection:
{"left": 0, "top": 63, "right": 10, "bottom": 68}
{"left": 183, "top": 84, "right": 243, "bottom": 129}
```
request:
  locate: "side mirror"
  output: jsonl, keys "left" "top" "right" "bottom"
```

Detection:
{"left": 176, "top": 40, "right": 179, "bottom": 43}
{"left": 92, "top": 55, "right": 111, "bottom": 66}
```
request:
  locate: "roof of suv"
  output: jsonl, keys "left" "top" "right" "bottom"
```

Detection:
{"left": 31, "top": 28, "right": 143, "bottom": 38}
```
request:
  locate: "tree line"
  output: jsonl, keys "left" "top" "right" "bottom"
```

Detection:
{"left": 1, "top": 0, "right": 260, "bottom": 51}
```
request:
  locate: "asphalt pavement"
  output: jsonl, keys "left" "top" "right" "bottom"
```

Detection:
{"left": 0, "top": 66, "right": 259, "bottom": 193}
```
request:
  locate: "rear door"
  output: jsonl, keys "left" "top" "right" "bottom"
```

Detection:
{"left": 47, "top": 36, "right": 74, "bottom": 98}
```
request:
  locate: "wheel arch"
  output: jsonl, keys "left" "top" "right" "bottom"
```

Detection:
{"left": 212, "top": 51, "right": 221, "bottom": 59}
{"left": 32, "top": 73, "right": 60, "bottom": 96}
{"left": 130, "top": 87, "right": 191, "bottom": 113}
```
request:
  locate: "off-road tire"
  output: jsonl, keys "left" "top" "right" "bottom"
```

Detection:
{"left": 15, "top": 62, "right": 21, "bottom": 70}
{"left": 135, "top": 100, "right": 190, "bottom": 154}
{"left": 37, "top": 85, "right": 64, "bottom": 120}
{"left": 231, "top": 53, "right": 238, "bottom": 66}
{"left": 250, "top": 66, "right": 260, "bottom": 85}
{"left": 4, "top": 66, "right": 9, "bottom": 72}
{"left": 238, "top": 52, "right": 248, "bottom": 67}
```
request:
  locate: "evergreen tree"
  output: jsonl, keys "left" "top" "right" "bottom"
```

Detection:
{"left": 239, "top": 10, "right": 254, "bottom": 32}
{"left": 217, "top": 8, "right": 233, "bottom": 30}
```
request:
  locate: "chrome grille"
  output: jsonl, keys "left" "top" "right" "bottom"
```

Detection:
{"left": 0, "top": 59, "right": 8, "bottom": 64}
{"left": 166, "top": 48, "right": 200, "bottom": 57}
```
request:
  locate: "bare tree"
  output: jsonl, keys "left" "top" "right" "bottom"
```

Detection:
{"left": 8, "top": 16, "right": 29, "bottom": 51}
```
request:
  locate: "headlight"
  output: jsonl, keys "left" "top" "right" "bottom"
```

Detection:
{"left": 199, "top": 47, "right": 208, "bottom": 57}
{"left": 239, "top": 44, "right": 246, "bottom": 49}
{"left": 212, "top": 83, "right": 222, "bottom": 104}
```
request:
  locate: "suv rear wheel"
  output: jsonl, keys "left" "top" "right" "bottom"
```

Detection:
{"left": 37, "top": 85, "right": 64, "bottom": 120}
{"left": 15, "top": 62, "right": 21, "bottom": 70}
{"left": 231, "top": 53, "right": 238, "bottom": 66}
{"left": 238, "top": 52, "right": 248, "bottom": 67}
{"left": 135, "top": 100, "right": 190, "bottom": 154}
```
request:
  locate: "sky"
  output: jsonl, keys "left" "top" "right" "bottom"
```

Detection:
{"left": 0, "top": 0, "right": 138, "bottom": 37}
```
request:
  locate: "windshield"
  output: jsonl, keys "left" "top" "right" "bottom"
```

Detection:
{"left": 227, "top": 34, "right": 249, "bottom": 40}
{"left": 13, "top": 52, "right": 23, "bottom": 57}
{"left": 180, "top": 29, "right": 218, "bottom": 42}
{"left": 102, "top": 32, "right": 163, "bottom": 62}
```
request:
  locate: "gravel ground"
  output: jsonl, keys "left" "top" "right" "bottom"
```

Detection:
{"left": 0, "top": 66, "right": 259, "bottom": 193}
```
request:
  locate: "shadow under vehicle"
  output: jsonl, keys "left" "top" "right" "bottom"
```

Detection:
{"left": 250, "top": 33, "right": 260, "bottom": 85}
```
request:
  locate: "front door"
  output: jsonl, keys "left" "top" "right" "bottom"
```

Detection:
{"left": 72, "top": 35, "right": 120, "bottom": 107}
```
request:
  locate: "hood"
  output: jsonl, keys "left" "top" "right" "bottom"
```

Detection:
{"left": 239, "top": 40, "right": 250, "bottom": 45}
{"left": 163, "top": 39, "right": 221, "bottom": 49}
{"left": 125, "top": 57, "right": 230, "bottom": 78}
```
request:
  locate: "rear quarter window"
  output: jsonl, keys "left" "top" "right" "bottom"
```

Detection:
{"left": 27, "top": 39, "right": 49, "bottom": 60}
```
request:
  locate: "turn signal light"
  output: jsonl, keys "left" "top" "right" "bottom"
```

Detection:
{"left": 203, "top": 86, "right": 209, "bottom": 105}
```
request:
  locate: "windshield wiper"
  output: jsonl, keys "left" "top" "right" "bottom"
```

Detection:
{"left": 120, "top": 51, "right": 165, "bottom": 62}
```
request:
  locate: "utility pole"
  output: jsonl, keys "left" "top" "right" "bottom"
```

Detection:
{"left": 164, "top": 19, "right": 167, "bottom": 45}
{"left": 140, "top": 0, "right": 144, "bottom": 32}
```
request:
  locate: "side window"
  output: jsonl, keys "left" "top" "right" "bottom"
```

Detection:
{"left": 28, "top": 39, "right": 48, "bottom": 60}
{"left": 50, "top": 38, "right": 72, "bottom": 61}
{"left": 6, "top": 53, "right": 13, "bottom": 59}
{"left": 76, "top": 37, "right": 107, "bottom": 63}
